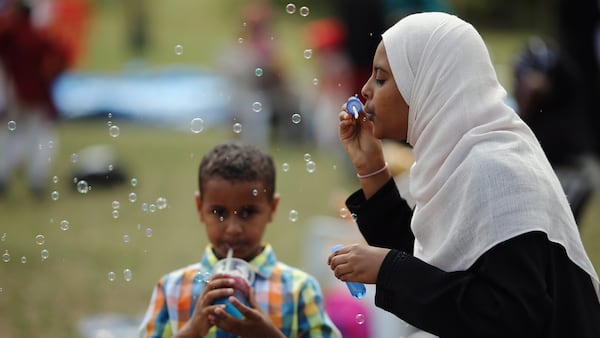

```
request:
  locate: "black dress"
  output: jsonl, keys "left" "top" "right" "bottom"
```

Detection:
{"left": 346, "top": 178, "right": 600, "bottom": 338}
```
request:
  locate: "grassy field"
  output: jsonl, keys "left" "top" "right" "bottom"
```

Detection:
{"left": 2, "top": 1, "right": 600, "bottom": 337}
{"left": 0, "top": 120, "right": 355, "bottom": 338}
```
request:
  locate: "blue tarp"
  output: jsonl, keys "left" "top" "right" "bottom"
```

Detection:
{"left": 53, "top": 66, "right": 233, "bottom": 129}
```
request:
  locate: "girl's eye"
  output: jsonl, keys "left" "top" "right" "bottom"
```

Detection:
{"left": 375, "top": 79, "right": 385, "bottom": 86}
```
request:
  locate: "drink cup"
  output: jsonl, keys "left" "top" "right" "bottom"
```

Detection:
{"left": 211, "top": 257, "right": 255, "bottom": 318}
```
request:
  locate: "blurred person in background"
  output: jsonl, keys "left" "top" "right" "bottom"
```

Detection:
{"left": 0, "top": 0, "right": 69, "bottom": 199}
{"left": 335, "top": 0, "right": 452, "bottom": 99}
{"left": 554, "top": 0, "right": 599, "bottom": 159}
{"left": 32, "top": 0, "right": 90, "bottom": 67}
{"left": 382, "top": 0, "right": 453, "bottom": 26}
{"left": 514, "top": 36, "right": 600, "bottom": 223}
{"left": 216, "top": 0, "right": 299, "bottom": 148}
{"left": 334, "top": 0, "right": 386, "bottom": 99}
{"left": 301, "top": 18, "right": 353, "bottom": 154}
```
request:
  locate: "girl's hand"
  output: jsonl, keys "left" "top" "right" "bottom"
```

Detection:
{"left": 328, "top": 243, "right": 390, "bottom": 284}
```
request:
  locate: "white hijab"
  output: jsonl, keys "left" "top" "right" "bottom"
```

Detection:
{"left": 382, "top": 12, "right": 599, "bottom": 298}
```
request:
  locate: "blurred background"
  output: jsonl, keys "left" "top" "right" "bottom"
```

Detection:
{"left": 0, "top": 0, "right": 599, "bottom": 337}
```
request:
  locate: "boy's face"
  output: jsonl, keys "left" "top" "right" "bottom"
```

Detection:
{"left": 196, "top": 178, "right": 279, "bottom": 261}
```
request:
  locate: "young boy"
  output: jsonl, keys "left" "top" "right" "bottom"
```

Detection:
{"left": 138, "top": 142, "right": 341, "bottom": 338}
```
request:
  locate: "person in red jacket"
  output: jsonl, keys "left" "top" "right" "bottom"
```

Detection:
{"left": 0, "top": 0, "right": 68, "bottom": 198}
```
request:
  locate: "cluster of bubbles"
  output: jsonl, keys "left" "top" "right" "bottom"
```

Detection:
{"left": 304, "top": 153, "right": 316, "bottom": 173}
{"left": 285, "top": 3, "right": 310, "bottom": 16}
{"left": 107, "top": 269, "right": 133, "bottom": 282}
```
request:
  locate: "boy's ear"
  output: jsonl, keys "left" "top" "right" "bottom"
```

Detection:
{"left": 195, "top": 191, "right": 203, "bottom": 220}
{"left": 268, "top": 193, "right": 280, "bottom": 222}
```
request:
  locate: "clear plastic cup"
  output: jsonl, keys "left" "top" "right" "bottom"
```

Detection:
{"left": 211, "top": 257, "right": 255, "bottom": 318}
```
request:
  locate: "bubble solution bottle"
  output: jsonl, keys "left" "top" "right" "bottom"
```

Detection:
{"left": 331, "top": 244, "right": 366, "bottom": 299}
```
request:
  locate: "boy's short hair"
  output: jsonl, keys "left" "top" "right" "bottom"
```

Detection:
{"left": 198, "top": 142, "right": 276, "bottom": 201}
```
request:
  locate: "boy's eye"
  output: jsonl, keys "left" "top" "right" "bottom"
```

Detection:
{"left": 236, "top": 207, "right": 258, "bottom": 219}
{"left": 212, "top": 208, "right": 227, "bottom": 221}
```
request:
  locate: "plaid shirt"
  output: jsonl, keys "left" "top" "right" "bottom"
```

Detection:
{"left": 139, "top": 244, "right": 341, "bottom": 338}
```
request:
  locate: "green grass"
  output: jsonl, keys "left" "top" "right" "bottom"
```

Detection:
{"left": 0, "top": 120, "right": 354, "bottom": 338}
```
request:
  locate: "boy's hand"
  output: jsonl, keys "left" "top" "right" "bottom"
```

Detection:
{"left": 174, "top": 274, "right": 234, "bottom": 338}
{"left": 212, "top": 287, "right": 285, "bottom": 338}
{"left": 328, "top": 243, "right": 390, "bottom": 284}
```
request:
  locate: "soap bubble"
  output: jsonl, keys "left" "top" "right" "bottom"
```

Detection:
{"left": 190, "top": 118, "right": 205, "bottom": 133}
{"left": 285, "top": 3, "right": 296, "bottom": 14}
{"left": 252, "top": 101, "right": 262, "bottom": 112}
{"left": 128, "top": 192, "right": 137, "bottom": 203}
{"left": 76, "top": 180, "right": 89, "bottom": 194}
{"left": 123, "top": 268, "right": 133, "bottom": 282}
{"left": 291, "top": 113, "right": 302, "bottom": 124}
{"left": 52, "top": 176, "right": 59, "bottom": 184}
{"left": 112, "top": 210, "right": 119, "bottom": 219}
{"left": 145, "top": 227, "right": 153, "bottom": 238}
{"left": 7, "top": 120, "right": 16, "bottom": 131}
{"left": 107, "top": 271, "right": 116, "bottom": 282}
{"left": 40, "top": 249, "right": 49, "bottom": 260}
{"left": 109, "top": 125, "right": 120, "bottom": 138}
{"left": 299, "top": 6, "right": 310, "bottom": 16}
{"left": 339, "top": 207, "right": 350, "bottom": 219}
{"left": 2, "top": 250, "right": 10, "bottom": 263}
{"left": 195, "top": 271, "right": 212, "bottom": 283}
{"left": 149, "top": 204, "right": 157, "bottom": 213}
{"left": 312, "top": 77, "right": 319, "bottom": 86}
{"left": 355, "top": 313, "right": 365, "bottom": 325}
{"left": 282, "top": 163, "right": 290, "bottom": 172}
{"left": 59, "top": 219, "right": 70, "bottom": 231}
{"left": 112, "top": 200, "right": 120, "bottom": 209}
{"left": 21, "top": 256, "right": 27, "bottom": 264}
{"left": 35, "top": 234, "right": 45, "bottom": 246}
{"left": 130, "top": 178, "right": 138, "bottom": 187}
{"left": 289, "top": 209, "right": 299, "bottom": 222}
{"left": 122, "top": 234, "right": 130, "bottom": 243}
{"left": 303, "top": 49, "right": 313, "bottom": 59}
{"left": 50, "top": 191, "right": 60, "bottom": 201}
{"left": 306, "top": 160, "right": 316, "bottom": 173}
{"left": 252, "top": 188, "right": 258, "bottom": 196}
{"left": 70, "top": 153, "right": 79, "bottom": 164}
{"left": 156, "top": 197, "right": 168, "bottom": 210}
{"left": 232, "top": 122, "right": 243, "bottom": 134}
{"left": 238, "top": 37, "right": 244, "bottom": 44}
{"left": 303, "top": 153, "right": 311, "bottom": 162}
{"left": 255, "top": 67, "right": 263, "bottom": 77}
{"left": 174, "top": 44, "right": 184, "bottom": 55}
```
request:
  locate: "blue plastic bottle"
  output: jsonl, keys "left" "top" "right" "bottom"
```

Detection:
{"left": 331, "top": 244, "right": 366, "bottom": 299}
{"left": 346, "top": 95, "right": 363, "bottom": 119}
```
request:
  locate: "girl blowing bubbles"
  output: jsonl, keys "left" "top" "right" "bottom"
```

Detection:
{"left": 328, "top": 12, "right": 600, "bottom": 338}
